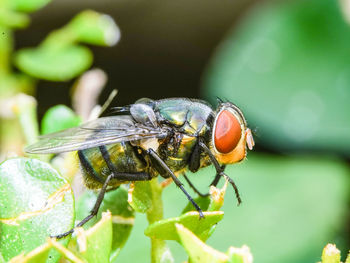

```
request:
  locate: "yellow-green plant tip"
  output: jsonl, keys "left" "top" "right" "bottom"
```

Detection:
{"left": 75, "top": 211, "right": 113, "bottom": 263}
{"left": 75, "top": 187, "right": 134, "bottom": 262}
{"left": 98, "top": 14, "right": 120, "bottom": 46}
{"left": 321, "top": 244, "right": 341, "bottom": 263}
{"left": 208, "top": 178, "right": 228, "bottom": 211}
{"left": 68, "top": 10, "right": 120, "bottom": 47}
{"left": 175, "top": 223, "right": 228, "bottom": 263}
{"left": 227, "top": 245, "right": 253, "bottom": 263}
{"left": 345, "top": 250, "right": 350, "bottom": 263}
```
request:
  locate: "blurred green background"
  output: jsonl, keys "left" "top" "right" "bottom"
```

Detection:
{"left": 1, "top": 0, "right": 350, "bottom": 262}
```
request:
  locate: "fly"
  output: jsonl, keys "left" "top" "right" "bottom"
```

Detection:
{"left": 25, "top": 97, "right": 255, "bottom": 238}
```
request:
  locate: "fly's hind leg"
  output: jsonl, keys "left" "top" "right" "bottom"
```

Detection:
{"left": 147, "top": 148, "right": 204, "bottom": 218}
{"left": 53, "top": 146, "right": 152, "bottom": 239}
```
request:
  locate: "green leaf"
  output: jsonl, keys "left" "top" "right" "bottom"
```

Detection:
{"left": 0, "top": 158, "right": 74, "bottom": 262}
{"left": 67, "top": 10, "right": 120, "bottom": 46}
{"left": 203, "top": 0, "right": 350, "bottom": 155}
{"left": 41, "top": 105, "right": 81, "bottom": 135}
{"left": 76, "top": 187, "right": 135, "bottom": 261}
{"left": 9, "top": 242, "right": 52, "bottom": 263}
{"left": 145, "top": 211, "right": 224, "bottom": 242}
{"left": 15, "top": 45, "right": 92, "bottom": 81}
{"left": 0, "top": 9, "right": 29, "bottom": 28}
{"left": 175, "top": 223, "right": 228, "bottom": 263}
{"left": 181, "top": 196, "right": 210, "bottom": 214}
{"left": 75, "top": 211, "right": 113, "bottom": 263}
{"left": 9, "top": 0, "right": 52, "bottom": 13}
{"left": 128, "top": 181, "right": 153, "bottom": 213}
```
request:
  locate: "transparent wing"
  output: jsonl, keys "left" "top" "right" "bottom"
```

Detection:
{"left": 25, "top": 116, "right": 167, "bottom": 154}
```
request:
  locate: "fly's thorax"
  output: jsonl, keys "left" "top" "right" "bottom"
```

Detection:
{"left": 211, "top": 102, "right": 254, "bottom": 165}
{"left": 154, "top": 98, "right": 214, "bottom": 136}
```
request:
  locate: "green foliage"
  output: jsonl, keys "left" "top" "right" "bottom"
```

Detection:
{"left": 204, "top": 0, "right": 350, "bottom": 155}
{"left": 145, "top": 211, "right": 224, "bottom": 242}
{"left": 15, "top": 10, "right": 120, "bottom": 81}
{"left": 128, "top": 181, "right": 153, "bottom": 213}
{"left": 175, "top": 224, "right": 253, "bottom": 263}
{"left": 15, "top": 45, "right": 93, "bottom": 81}
{"left": 76, "top": 187, "right": 135, "bottom": 261}
{"left": 75, "top": 211, "right": 113, "bottom": 263}
{"left": 0, "top": 153, "right": 238, "bottom": 262}
{"left": 9, "top": 0, "right": 52, "bottom": 13}
{"left": 1, "top": 0, "right": 349, "bottom": 261}
{"left": 41, "top": 105, "right": 81, "bottom": 135}
{"left": 0, "top": 158, "right": 74, "bottom": 262}
{"left": 118, "top": 154, "right": 349, "bottom": 263}
{"left": 0, "top": 0, "right": 119, "bottom": 157}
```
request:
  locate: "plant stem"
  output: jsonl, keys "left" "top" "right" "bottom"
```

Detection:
{"left": 146, "top": 178, "right": 173, "bottom": 263}
{"left": 0, "top": 26, "right": 11, "bottom": 74}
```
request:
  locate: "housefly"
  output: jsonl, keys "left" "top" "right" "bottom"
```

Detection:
{"left": 25, "top": 98, "right": 254, "bottom": 238}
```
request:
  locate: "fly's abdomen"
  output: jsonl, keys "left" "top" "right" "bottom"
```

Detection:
{"left": 78, "top": 142, "right": 147, "bottom": 189}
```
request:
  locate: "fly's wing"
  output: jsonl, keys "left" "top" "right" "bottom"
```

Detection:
{"left": 25, "top": 115, "right": 168, "bottom": 154}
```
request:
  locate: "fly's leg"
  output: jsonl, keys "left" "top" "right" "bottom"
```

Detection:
{"left": 53, "top": 146, "right": 152, "bottom": 239}
{"left": 208, "top": 165, "right": 226, "bottom": 187}
{"left": 53, "top": 173, "right": 115, "bottom": 239}
{"left": 147, "top": 148, "right": 204, "bottom": 218}
{"left": 183, "top": 173, "right": 209, "bottom": 197}
{"left": 209, "top": 173, "right": 221, "bottom": 187}
{"left": 199, "top": 142, "right": 242, "bottom": 205}
{"left": 188, "top": 140, "right": 221, "bottom": 196}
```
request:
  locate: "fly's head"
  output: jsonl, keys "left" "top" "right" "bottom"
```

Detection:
{"left": 211, "top": 102, "right": 254, "bottom": 164}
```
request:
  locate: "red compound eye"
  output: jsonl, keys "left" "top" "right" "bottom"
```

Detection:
{"left": 214, "top": 110, "right": 242, "bottom": 154}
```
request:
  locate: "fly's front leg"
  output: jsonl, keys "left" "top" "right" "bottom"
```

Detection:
{"left": 208, "top": 165, "right": 226, "bottom": 187}
{"left": 147, "top": 148, "right": 204, "bottom": 218}
{"left": 199, "top": 142, "right": 242, "bottom": 205}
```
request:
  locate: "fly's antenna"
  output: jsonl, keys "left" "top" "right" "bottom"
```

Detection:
{"left": 250, "top": 126, "right": 259, "bottom": 138}
{"left": 216, "top": 97, "right": 224, "bottom": 105}
{"left": 223, "top": 97, "right": 231, "bottom": 103}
